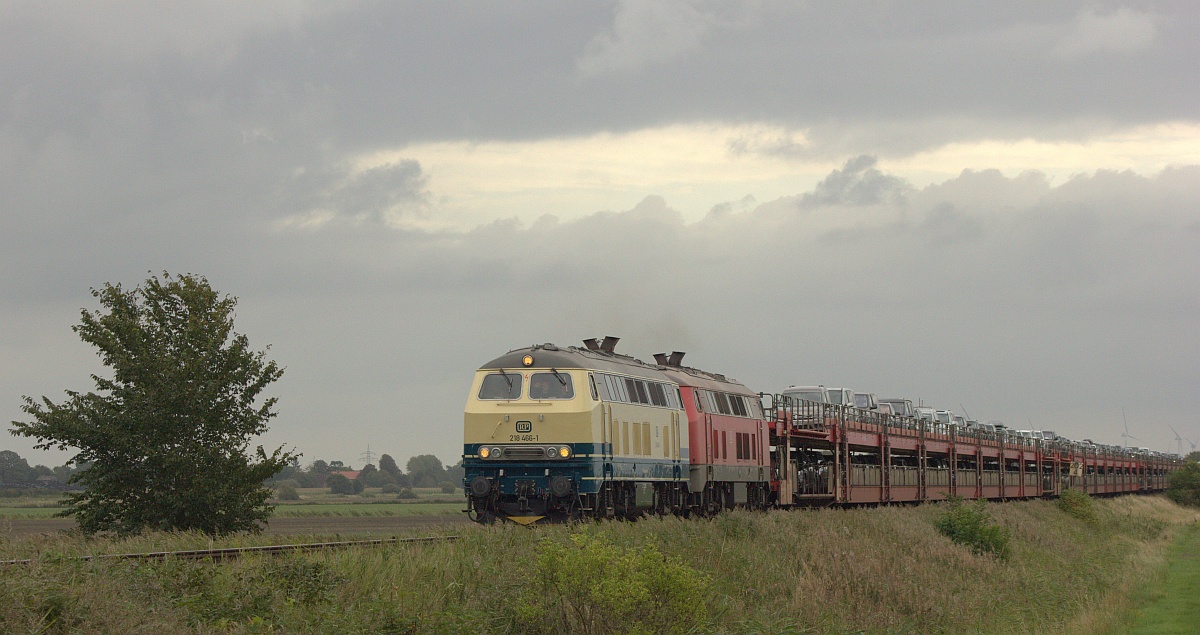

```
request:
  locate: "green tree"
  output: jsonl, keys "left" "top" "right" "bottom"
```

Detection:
{"left": 1186, "top": 450, "right": 1200, "bottom": 463}
{"left": 327, "top": 473, "right": 354, "bottom": 495}
{"left": 378, "top": 453, "right": 401, "bottom": 478}
{"left": 445, "top": 459, "right": 465, "bottom": 485}
{"left": 1166, "top": 462, "right": 1200, "bottom": 508}
{"left": 0, "top": 450, "right": 37, "bottom": 486}
{"left": 406, "top": 454, "right": 445, "bottom": 487}
{"left": 10, "top": 272, "right": 296, "bottom": 536}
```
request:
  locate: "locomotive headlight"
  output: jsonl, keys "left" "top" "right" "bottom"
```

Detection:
{"left": 491, "top": 447, "right": 502, "bottom": 459}
{"left": 479, "top": 447, "right": 490, "bottom": 458}
{"left": 558, "top": 446, "right": 571, "bottom": 458}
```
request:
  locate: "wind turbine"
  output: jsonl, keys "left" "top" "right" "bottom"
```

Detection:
{"left": 1186, "top": 438, "right": 1197, "bottom": 454}
{"left": 1121, "top": 409, "right": 1138, "bottom": 448}
{"left": 1168, "top": 425, "right": 1184, "bottom": 456}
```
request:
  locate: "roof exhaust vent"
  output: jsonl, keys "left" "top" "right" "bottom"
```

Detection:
{"left": 652, "top": 353, "right": 669, "bottom": 365}
{"left": 599, "top": 336, "right": 620, "bottom": 353}
{"left": 667, "top": 351, "right": 686, "bottom": 366}
{"left": 582, "top": 338, "right": 600, "bottom": 351}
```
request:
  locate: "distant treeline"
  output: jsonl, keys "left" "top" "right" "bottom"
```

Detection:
{"left": 0, "top": 450, "right": 88, "bottom": 493}
{"left": 1, "top": 448, "right": 463, "bottom": 494}
{"left": 266, "top": 453, "right": 464, "bottom": 490}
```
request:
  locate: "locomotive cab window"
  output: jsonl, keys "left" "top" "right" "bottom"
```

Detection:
{"left": 478, "top": 373, "right": 522, "bottom": 400}
{"left": 530, "top": 372, "right": 574, "bottom": 400}
{"left": 648, "top": 383, "right": 668, "bottom": 407}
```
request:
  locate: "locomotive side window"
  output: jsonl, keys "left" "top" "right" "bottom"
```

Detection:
{"left": 634, "top": 380, "right": 649, "bottom": 404}
{"left": 694, "top": 391, "right": 703, "bottom": 412}
{"left": 478, "top": 373, "right": 522, "bottom": 400}
{"left": 624, "top": 378, "right": 641, "bottom": 404}
{"left": 648, "top": 383, "right": 667, "bottom": 407}
{"left": 530, "top": 373, "right": 574, "bottom": 400}
{"left": 613, "top": 375, "right": 629, "bottom": 402}
{"left": 592, "top": 374, "right": 607, "bottom": 400}
{"left": 729, "top": 395, "right": 747, "bottom": 417}
{"left": 714, "top": 392, "right": 731, "bottom": 415}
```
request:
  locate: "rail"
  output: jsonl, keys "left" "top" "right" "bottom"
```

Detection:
{"left": 0, "top": 535, "right": 460, "bottom": 567}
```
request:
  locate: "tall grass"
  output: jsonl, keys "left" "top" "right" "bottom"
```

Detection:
{"left": 1, "top": 495, "right": 1196, "bottom": 634}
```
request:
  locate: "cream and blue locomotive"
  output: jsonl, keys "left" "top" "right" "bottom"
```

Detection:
{"left": 462, "top": 338, "right": 688, "bottom": 524}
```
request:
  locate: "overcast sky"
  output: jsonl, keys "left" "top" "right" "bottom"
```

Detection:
{"left": 3, "top": 1, "right": 1198, "bottom": 469}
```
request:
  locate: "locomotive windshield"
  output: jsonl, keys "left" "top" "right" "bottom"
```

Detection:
{"left": 478, "top": 372, "right": 522, "bottom": 400}
{"left": 530, "top": 372, "right": 574, "bottom": 400}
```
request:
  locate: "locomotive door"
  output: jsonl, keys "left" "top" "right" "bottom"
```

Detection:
{"left": 704, "top": 413, "right": 714, "bottom": 482}
{"left": 601, "top": 404, "right": 614, "bottom": 480}
{"left": 670, "top": 411, "right": 682, "bottom": 480}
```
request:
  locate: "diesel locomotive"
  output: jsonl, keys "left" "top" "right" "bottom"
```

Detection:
{"left": 462, "top": 337, "right": 771, "bottom": 524}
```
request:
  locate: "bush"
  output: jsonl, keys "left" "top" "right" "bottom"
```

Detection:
{"left": 327, "top": 474, "right": 354, "bottom": 495}
{"left": 1166, "top": 462, "right": 1200, "bottom": 507}
{"left": 380, "top": 483, "right": 400, "bottom": 494}
{"left": 276, "top": 484, "right": 300, "bottom": 501}
{"left": 1057, "top": 488, "right": 1097, "bottom": 523}
{"left": 439, "top": 482, "right": 456, "bottom": 494}
{"left": 935, "top": 496, "right": 1011, "bottom": 559}
{"left": 514, "top": 532, "right": 711, "bottom": 635}
{"left": 396, "top": 487, "right": 418, "bottom": 500}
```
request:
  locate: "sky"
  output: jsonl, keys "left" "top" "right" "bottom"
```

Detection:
{"left": 3, "top": 1, "right": 1198, "bottom": 469}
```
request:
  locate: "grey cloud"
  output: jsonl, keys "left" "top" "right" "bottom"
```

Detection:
{"left": 799, "top": 155, "right": 913, "bottom": 208}
{"left": 576, "top": 1, "right": 755, "bottom": 76}
{"left": 280, "top": 159, "right": 430, "bottom": 226}
{"left": 1052, "top": 6, "right": 1158, "bottom": 60}
{"left": 4, "top": 162, "right": 1198, "bottom": 464}
{"left": 6, "top": 2, "right": 1196, "bottom": 165}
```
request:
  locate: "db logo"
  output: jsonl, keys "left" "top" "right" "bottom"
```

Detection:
{"left": 516, "top": 421, "right": 533, "bottom": 433}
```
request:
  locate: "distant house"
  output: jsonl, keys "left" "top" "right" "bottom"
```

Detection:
{"left": 34, "top": 475, "right": 63, "bottom": 489}
{"left": 330, "top": 470, "right": 360, "bottom": 481}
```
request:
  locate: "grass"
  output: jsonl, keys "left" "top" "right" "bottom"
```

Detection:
{"left": 0, "top": 495, "right": 1196, "bottom": 634}
{"left": 269, "top": 502, "right": 463, "bottom": 517}
{"left": 0, "top": 487, "right": 464, "bottom": 518}
{"left": 1112, "top": 521, "right": 1200, "bottom": 634}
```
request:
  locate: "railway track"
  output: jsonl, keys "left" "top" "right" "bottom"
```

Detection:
{"left": 0, "top": 534, "right": 460, "bottom": 567}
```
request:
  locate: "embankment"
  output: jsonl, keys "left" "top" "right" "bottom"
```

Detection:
{"left": 1, "top": 494, "right": 1195, "bottom": 633}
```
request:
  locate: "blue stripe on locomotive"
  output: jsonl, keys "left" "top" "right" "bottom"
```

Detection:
{"left": 463, "top": 443, "right": 685, "bottom": 496}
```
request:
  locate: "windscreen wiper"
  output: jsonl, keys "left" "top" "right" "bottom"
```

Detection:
{"left": 550, "top": 368, "right": 567, "bottom": 386}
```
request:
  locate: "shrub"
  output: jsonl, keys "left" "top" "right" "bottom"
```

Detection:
{"left": 327, "top": 474, "right": 354, "bottom": 495}
{"left": 396, "top": 487, "right": 418, "bottom": 500}
{"left": 380, "top": 483, "right": 401, "bottom": 494}
{"left": 276, "top": 484, "right": 300, "bottom": 501}
{"left": 514, "top": 532, "right": 711, "bottom": 635}
{"left": 935, "top": 496, "right": 1011, "bottom": 559}
{"left": 1057, "top": 488, "right": 1097, "bottom": 524}
{"left": 1166, "top": 462, "right": 1200, "bottom": 507}
{"left": 439, "top": 481, "right": 456, "bottom": 494}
